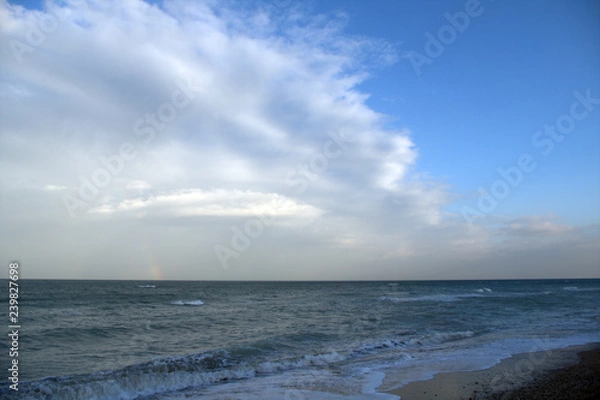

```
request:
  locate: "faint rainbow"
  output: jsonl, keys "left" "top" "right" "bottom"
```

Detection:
{"left": 146, "top": 248, "right": 163, "bottom": 280}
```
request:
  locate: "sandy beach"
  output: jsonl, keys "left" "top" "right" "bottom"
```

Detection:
{"left": 384, "top": 343, "right": 600, "bottom": 400}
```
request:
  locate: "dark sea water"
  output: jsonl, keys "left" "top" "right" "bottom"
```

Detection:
{"left": 1, "top": 279, "right": 599, "bottom": 399}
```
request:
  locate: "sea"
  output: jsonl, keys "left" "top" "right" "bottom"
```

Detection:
{"left": 1, "top": 279, "right": 599, "bottom": 399}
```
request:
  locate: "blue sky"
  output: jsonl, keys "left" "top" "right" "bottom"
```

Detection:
{"left": 1, "top": 0, "right": 598, "bottom": 280}
{"left": 324, "top": 0, "right": 600, "bottom": 225}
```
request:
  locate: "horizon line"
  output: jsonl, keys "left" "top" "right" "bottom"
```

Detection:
{"left": 3, "top": 277, "right": 599, "bottom": 282}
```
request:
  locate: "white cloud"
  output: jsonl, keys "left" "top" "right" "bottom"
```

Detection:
{"left": 125, "top": 180, "right": 151, "bottom": 191}
{"left": 43, "top": 184, "right": 68, "bottom": 191}
{"left": 504, "top": 216, "right": 575, "bottom": 237}
{"left": 89, "top": 188, "right": 322, "bottom": 221}
{"left": 376, "top": 133, "right": 417, "bottom": 191}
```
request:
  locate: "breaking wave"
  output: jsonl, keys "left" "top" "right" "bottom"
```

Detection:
{"left": 3, "top": 330, "right": 478, "bottom": 400}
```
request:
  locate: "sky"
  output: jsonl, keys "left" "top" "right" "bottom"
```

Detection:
{"left": 0, "top": 0, "right": 599, "bottom": 280}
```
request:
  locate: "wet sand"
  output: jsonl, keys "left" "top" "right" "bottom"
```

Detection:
{"left": 383, "top": 343, "right": 600, "bottom": 400}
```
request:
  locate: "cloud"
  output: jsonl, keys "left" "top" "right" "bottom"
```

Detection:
{"left": 89, "top": 188, "right": 322, "bottom": 221}
{"left": 503, "top": 216, "right": 575, "bottom": 237}
{"left": 43, "top": 184, "right": 69, "bottom": 191}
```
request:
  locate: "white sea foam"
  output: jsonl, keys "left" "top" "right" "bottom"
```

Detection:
{"left": 14, "top": 368, "right": 252, "bottom": 399}
{"left": 171, "top": 299, "right": 204, "bottom": 306}
{"left": 563, "top": 286, "right": 600, "bottom": 292}
{"left": 375, "top": 332, "right": 600, "bottom": 393}
{"left": 419, "top": 331, "right": 475, "bottom": 344}
{"left": 256, "top": 351, "right": 346, "bottom": 373}
{"left": 380, "top": 293, "right": 483, "bottom": 303}
{"left": 352, "top": 331, "right": 474, "bottom": 357}
{"left": 12, "top": 351, "right": 255, "bottom": 400}
{"left": 138, "top": 285, "right": 156, "bottom": 288}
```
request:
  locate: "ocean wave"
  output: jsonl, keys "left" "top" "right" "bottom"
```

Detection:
{"left": 138, "top": 284, "right": 156, "bottom": 288}
{"left": 171, "top": 299, "right": 204, "bottom": 306}
{"left": 351, "top": 339, "right": 405, "bottom": 355}
{"left": 2, "top": 329, "right": 478, "bottom": 400}
{"left": 495, "top": 291, "right": 552, "bottom": 297}
{"left": 380, "top": 293, "right": 484, "bottom": 303}
{"left": 563, "top": 286, "right": 600, "bottom": 292}
{"left": 256, "top": 351, "right": 347, "bottom": 373}
{"left": 414, "top": 331, "right": 475, "bottom": 345}
{"left": 5, "top": 347, "right": 354, "bottom": 399}
{"left": 380, "top": 289, "right": 559, "bottom": 303}
{"left": 352, "top": 330, "right": 475, "bottom": 356}
{"left": 3, "top": 351, "right": 254, "bottom": 400}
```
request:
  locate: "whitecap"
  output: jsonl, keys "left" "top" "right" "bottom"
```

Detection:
{"left": 380, "top": 293, "right": 483, "bottom": 303}
{"left": 256, "top": 351, "right": 346, "bottom": 374}
{"left": 563, "top": 286, "right": 600, "bottom": 292}
{"left": 171, "top": 299, "right": 204, "bottom": 306}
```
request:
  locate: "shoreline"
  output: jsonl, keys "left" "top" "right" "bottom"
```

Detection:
{"left": 382, "top": 342, "right": 600, "bottom": 399}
